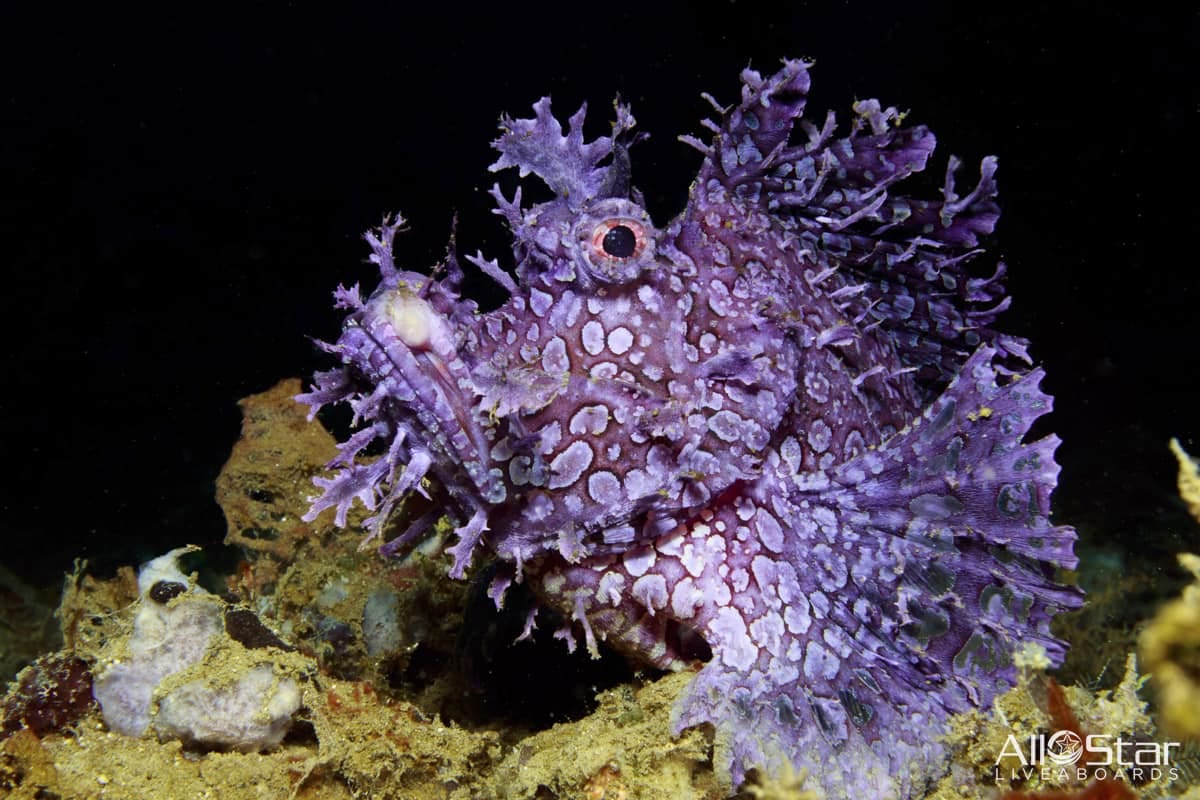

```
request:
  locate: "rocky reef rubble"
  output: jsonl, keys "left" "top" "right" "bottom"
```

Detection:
{"left": 1, "top": 382, "right": 1197, "bottom": 799}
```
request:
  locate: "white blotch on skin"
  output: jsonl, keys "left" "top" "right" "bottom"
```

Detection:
{"left": 622, "top": 546, "right": 657, "bottom": 577}
{"left": 803, "top": 640, "right": 841, "bottom": 681}
{"left": 632, "top": 574, "right": 668, "bottom": 613}
{"left": 637, "top": 284, "right": 661, "bottom": 313}
{"left": 810, "top": 590, "right": 830, "bottom": 619}
{"left": 805, "top": 370, "right": 831, "bottom": 404}
{"left": 522, "top": 492, "right": 555, "bottom": 523}
{"left": 530, "top": 289, "right": 553, "bottom": 317}
{"left": 656, "top": 529, "right": 684, "bottom": 557}
{"left": 711, "top": 607, "right": 757, "bottom": 671}
{"left": 542, "top": 336, "right": 570, "bottom": 374}
{"left": 813, "top": 542, "right": 849, "bottom": 591}
{"left": 843, "top": 428, "right": 866, "bottom": 460}
{"left": 623, "top": 468, "right": 655, "bottom": 501}
{"left": 547, "top": 440, "right": 594, "bottom": 489}
{"left": 781, "top": 436, "right": 803, "bottom": 472}
{"left": 735, "top": 497, "right": 756, "bottom": 521}
{"left": 590, "top": 362, "right": 618, "bottom": 380}
{"left": 749, "top": 611, "right": 786, "bottom": 658}
{"left": 730, "top": 567, "right": 750, "bottom": 593}
{"left": 755, "top": 511, "right": 785, "bottom": 553}
{"left": 596, "top": 572, "right": 626, "bottom": 606}
{"left": 587, "top": 470, "right": 623, "bottom": 505}
{"left": 582, "top": 320, "right": 605, "bottom": 356}
{"left": 707, "top": 280, "right": 732, "bottom": 316}
{"left": 708, "top": 410, "right": 746, "bottom": 443}
{"left": 823, "top": 625, "right": 854, "bottom": 660}
{"left": 569, "top": 404, "right": 610, "bottom": 436}
{"left": 538, "top": 421, "right": 562, "bottom": 454}
{"left": 679, "top": 542, "right": 704, "bottom": 578}
{"left": 607, "top": 327, "right": 634, "bottom": 355}
{"left": 548, "top": 289, "right": 582, "bottom": 329}
{"left": 670, "top": 577, "right": 703, "bottom": 619}
{"left": 808, "top": 418, "right": 833, "bottom": 454}
{"left": 784, "top": 595, "right": 811, "bottom": 635}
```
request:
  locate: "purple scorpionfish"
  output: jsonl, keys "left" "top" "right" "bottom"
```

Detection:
{"left": 300, "top": 60, "right": 1082, "bottom": 798}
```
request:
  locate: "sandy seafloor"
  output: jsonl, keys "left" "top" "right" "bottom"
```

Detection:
{"left": 1, "top": 2, "right": 1195, "bottom": 798}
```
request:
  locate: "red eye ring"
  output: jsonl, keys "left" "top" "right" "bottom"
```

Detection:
{"left": 590, "top": 218, "right": 647, "bottom": 261}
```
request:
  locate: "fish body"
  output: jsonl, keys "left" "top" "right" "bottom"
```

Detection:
{"left": 300, "top": 60, "right": 1082, "bottom": 798}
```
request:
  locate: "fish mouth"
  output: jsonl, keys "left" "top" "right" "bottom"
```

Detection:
{"left": 361, "top": 283, "right": 498, "bottom": 495}
{"left": 300, "top": 275, "right": 503, "bottom": 576}
{"left": 365, "top": 286, "right": 490, "bottom": 474}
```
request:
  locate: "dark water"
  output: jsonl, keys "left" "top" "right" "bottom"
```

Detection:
{"left": 3, "top": 1, "right": 1194, "bottom": 682}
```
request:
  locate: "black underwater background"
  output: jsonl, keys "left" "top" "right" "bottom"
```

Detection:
{"left": 2, "top": 2, "right": 1195, "bottom": 675}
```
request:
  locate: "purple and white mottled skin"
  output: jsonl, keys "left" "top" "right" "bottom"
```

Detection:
{"left": 299, "top": 60, "right": 1082, "bottom": 798}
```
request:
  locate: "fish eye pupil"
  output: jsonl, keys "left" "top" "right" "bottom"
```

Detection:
{"left": 601, "top": 224, "right": 637, "bottom": 258}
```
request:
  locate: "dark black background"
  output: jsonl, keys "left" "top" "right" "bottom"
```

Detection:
{"left": 2, "top": 2, "right": 1195, "bottom": 586}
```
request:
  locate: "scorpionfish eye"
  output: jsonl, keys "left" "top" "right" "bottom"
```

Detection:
{"left": 595, "top": 220, "right": 641, "bottom": 259}
{"left": 573, "top": 197, "right": 656, "bottom": 284}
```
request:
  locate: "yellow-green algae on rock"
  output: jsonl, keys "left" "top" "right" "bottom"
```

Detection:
{"left": 0, "top": 381, "right": 724, "bottom": 800}
{"left": 1138, "top": 439, "right": 1200, "bottom": 742}
{"left": 926, "top": 645, "right": 1160, "bottom": 799}
{"left": 6, "top": 383, "right": 1198, "bottom": 800}
{"left": 1141, "top": 551, "right": 1200, "bottom": 740}
{"left": 1171, "top": 438, "right": 1200, "bottom": 523}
